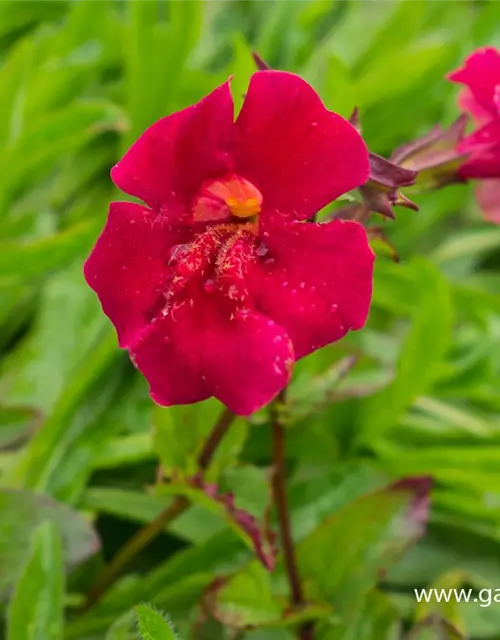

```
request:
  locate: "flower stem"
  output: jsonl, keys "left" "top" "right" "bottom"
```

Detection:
{"left": 82, "top": 407, "right": 236, "bottom": 611}
{"left": 271, "top": 390, "right": 314, "bottom": 640}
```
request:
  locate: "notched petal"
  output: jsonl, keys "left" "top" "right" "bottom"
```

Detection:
{"left": 234, "top": 70, "right": 369, "bottom": 220}
{"left": 111, "top": 81, "right": 235, "bottom": 211}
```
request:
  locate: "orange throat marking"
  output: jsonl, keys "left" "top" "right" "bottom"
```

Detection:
{"left": 193, "top": 174, "right": 263, "bottom": 223}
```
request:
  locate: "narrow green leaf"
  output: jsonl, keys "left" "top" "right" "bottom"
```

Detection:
{"left": 433, "top": 228, "right": 500, "bottom": 265}
{"left": 0, "top": 2, "right": 66, "bottom": 41}
{"left": 93, "top": 433, "right": 155, "bottom": 469}
{"left": 7, "top": 522, "right": 64, "bottom": 640}
{"left": 104, "top": 610, "right": 135, "bottom": 640}
{"left": 0, "top": 405, "right": 40, "bottom": 449}
{"left": 0, "top": 220, "right": 102, "bottom": 283}
{"left": 360, "top": 258, "right": 454, "bottom": 442}
{"left": 81, "top": 486, "right": 223, "bottom": 543}
{"left": 0, "top": 102, "right": 125, "bottom": 211}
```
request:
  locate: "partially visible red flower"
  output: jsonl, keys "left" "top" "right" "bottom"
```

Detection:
{"left": 84, "top": 71, "right": 374, "bottom": 415}
{"left": 449, "top": 47, "right": 500, "bottom": 222}
{"left": 449, "top": 47, "right": 500, "bottom": 180}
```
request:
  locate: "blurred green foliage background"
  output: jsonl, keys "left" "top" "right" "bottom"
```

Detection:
{"left": 1, "top": 1, "right": 500, "bottom": 639}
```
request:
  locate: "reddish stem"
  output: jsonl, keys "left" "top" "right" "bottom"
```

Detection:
{"left": 271, "top": 389, "right": 314, "bottom": 640}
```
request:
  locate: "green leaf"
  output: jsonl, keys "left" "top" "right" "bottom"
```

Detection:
{"left": 0, "top": 1, "right": 66, "bottom": 40}
{"left": 376, "top": 443, "right": 500, "bottom": 490}
{"left": 157, "top": 476, "right": 276, "bottom": 570}
{"left": 205, "top": 560, "right": 332, "bottom": 630}
{"left": 0, "top": 488, "right": 99, "bottom": 597}
{"left": 66, "top": 575, "right": 212, "bottom": 639}
{"left": 124, "top": 0, "right": 202, "bottom": 145}
{"left": 433, "top": 227, "right": 500, "bottom": 265}
{"left": 6, "top": 521, "right": 64, "bottom": 640}
{"left": 320, "top": 589, "right": 399, "bottom": 640}
{"left": 413, "top": 571, "right": 468, "bottom": 636}
{"left": 287, "top": 355, "right": 361, "bottom": 423}
{"left": 298, "top": 478, "right": 431, "bottom": 611}
{"left": 0, "top": 405, "right": 40, "bottom": 449}
{"left": 208, "top": 562, "right": 282, "bottom": 627}
{"left": 360, "top": 258, "right": 454, "bottom": 443}
{"left": 93, "top": 433, "right": 156, "bottom": 469}
{"left": 154, "top": 400, "right": 247, "bottom": 480}
{"left": 81, "top": 487, "right": 224, "bottom": 544}
{"left": 407, "top": 615, "right": 465, "bottom": 640}
{"left": 104, "top": 611, "right": 136, "bottom": 640}
{"left": 303, "top": 52, "right": 355, "bottom": 119}
{"left": 0, "top": 220, "right": 103, "bottom": 284}
{"left": 136, "top": 604, "right": 179, "bottom": 640}
{"left": 0, "top": 266, "right": 112, "bottom": 414}
{"left": 95, "top": 530, "right": 248, "bottom": 616}
{"left": 0, "top": 101, "right": 125, "bottom": 211}
{"left": 1, "top": 265, "right": 128, "bottom": 501}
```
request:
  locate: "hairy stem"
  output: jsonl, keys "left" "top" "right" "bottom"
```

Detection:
{"left": 271, "top": 390, "right": 314, "bottom": 640}
{"left": 83, "top": 407, "right": 236, "bottom": 611}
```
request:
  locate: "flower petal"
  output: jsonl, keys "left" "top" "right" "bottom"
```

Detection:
{"left": 234, "top": 71, "right": 369, "bottom": 220}
{"left": 111, "top": 82, "right": 235, "bottom": 211}
{"left": 251, "top": 218, "right": 374, "bottom": 358}
{"left": 476, "top": 179, "right": 500, "bottom": 224}
{"left": 131, "top": 300, "right": 293, "bottom": 415}
{"left": 449, "top": 47, "right": 500, "bottom": 116}
{"left": 457, "top": 120, "right": 500, "bottom": 179}
{"left": 84, "top": 202, "right": 187, "bottom": 348}
{"left": 458, "top": 88, "right": 494, "bottom": 126}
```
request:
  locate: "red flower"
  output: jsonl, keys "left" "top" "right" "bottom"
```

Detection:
{"left": 84, "top": 71, "right": 374, "bottom": 415}
{"left": 449, "top": 47, "right": 500, "bottom": 179}
{"left": 449, "top": 47, "right": 500, "bottom": 222}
